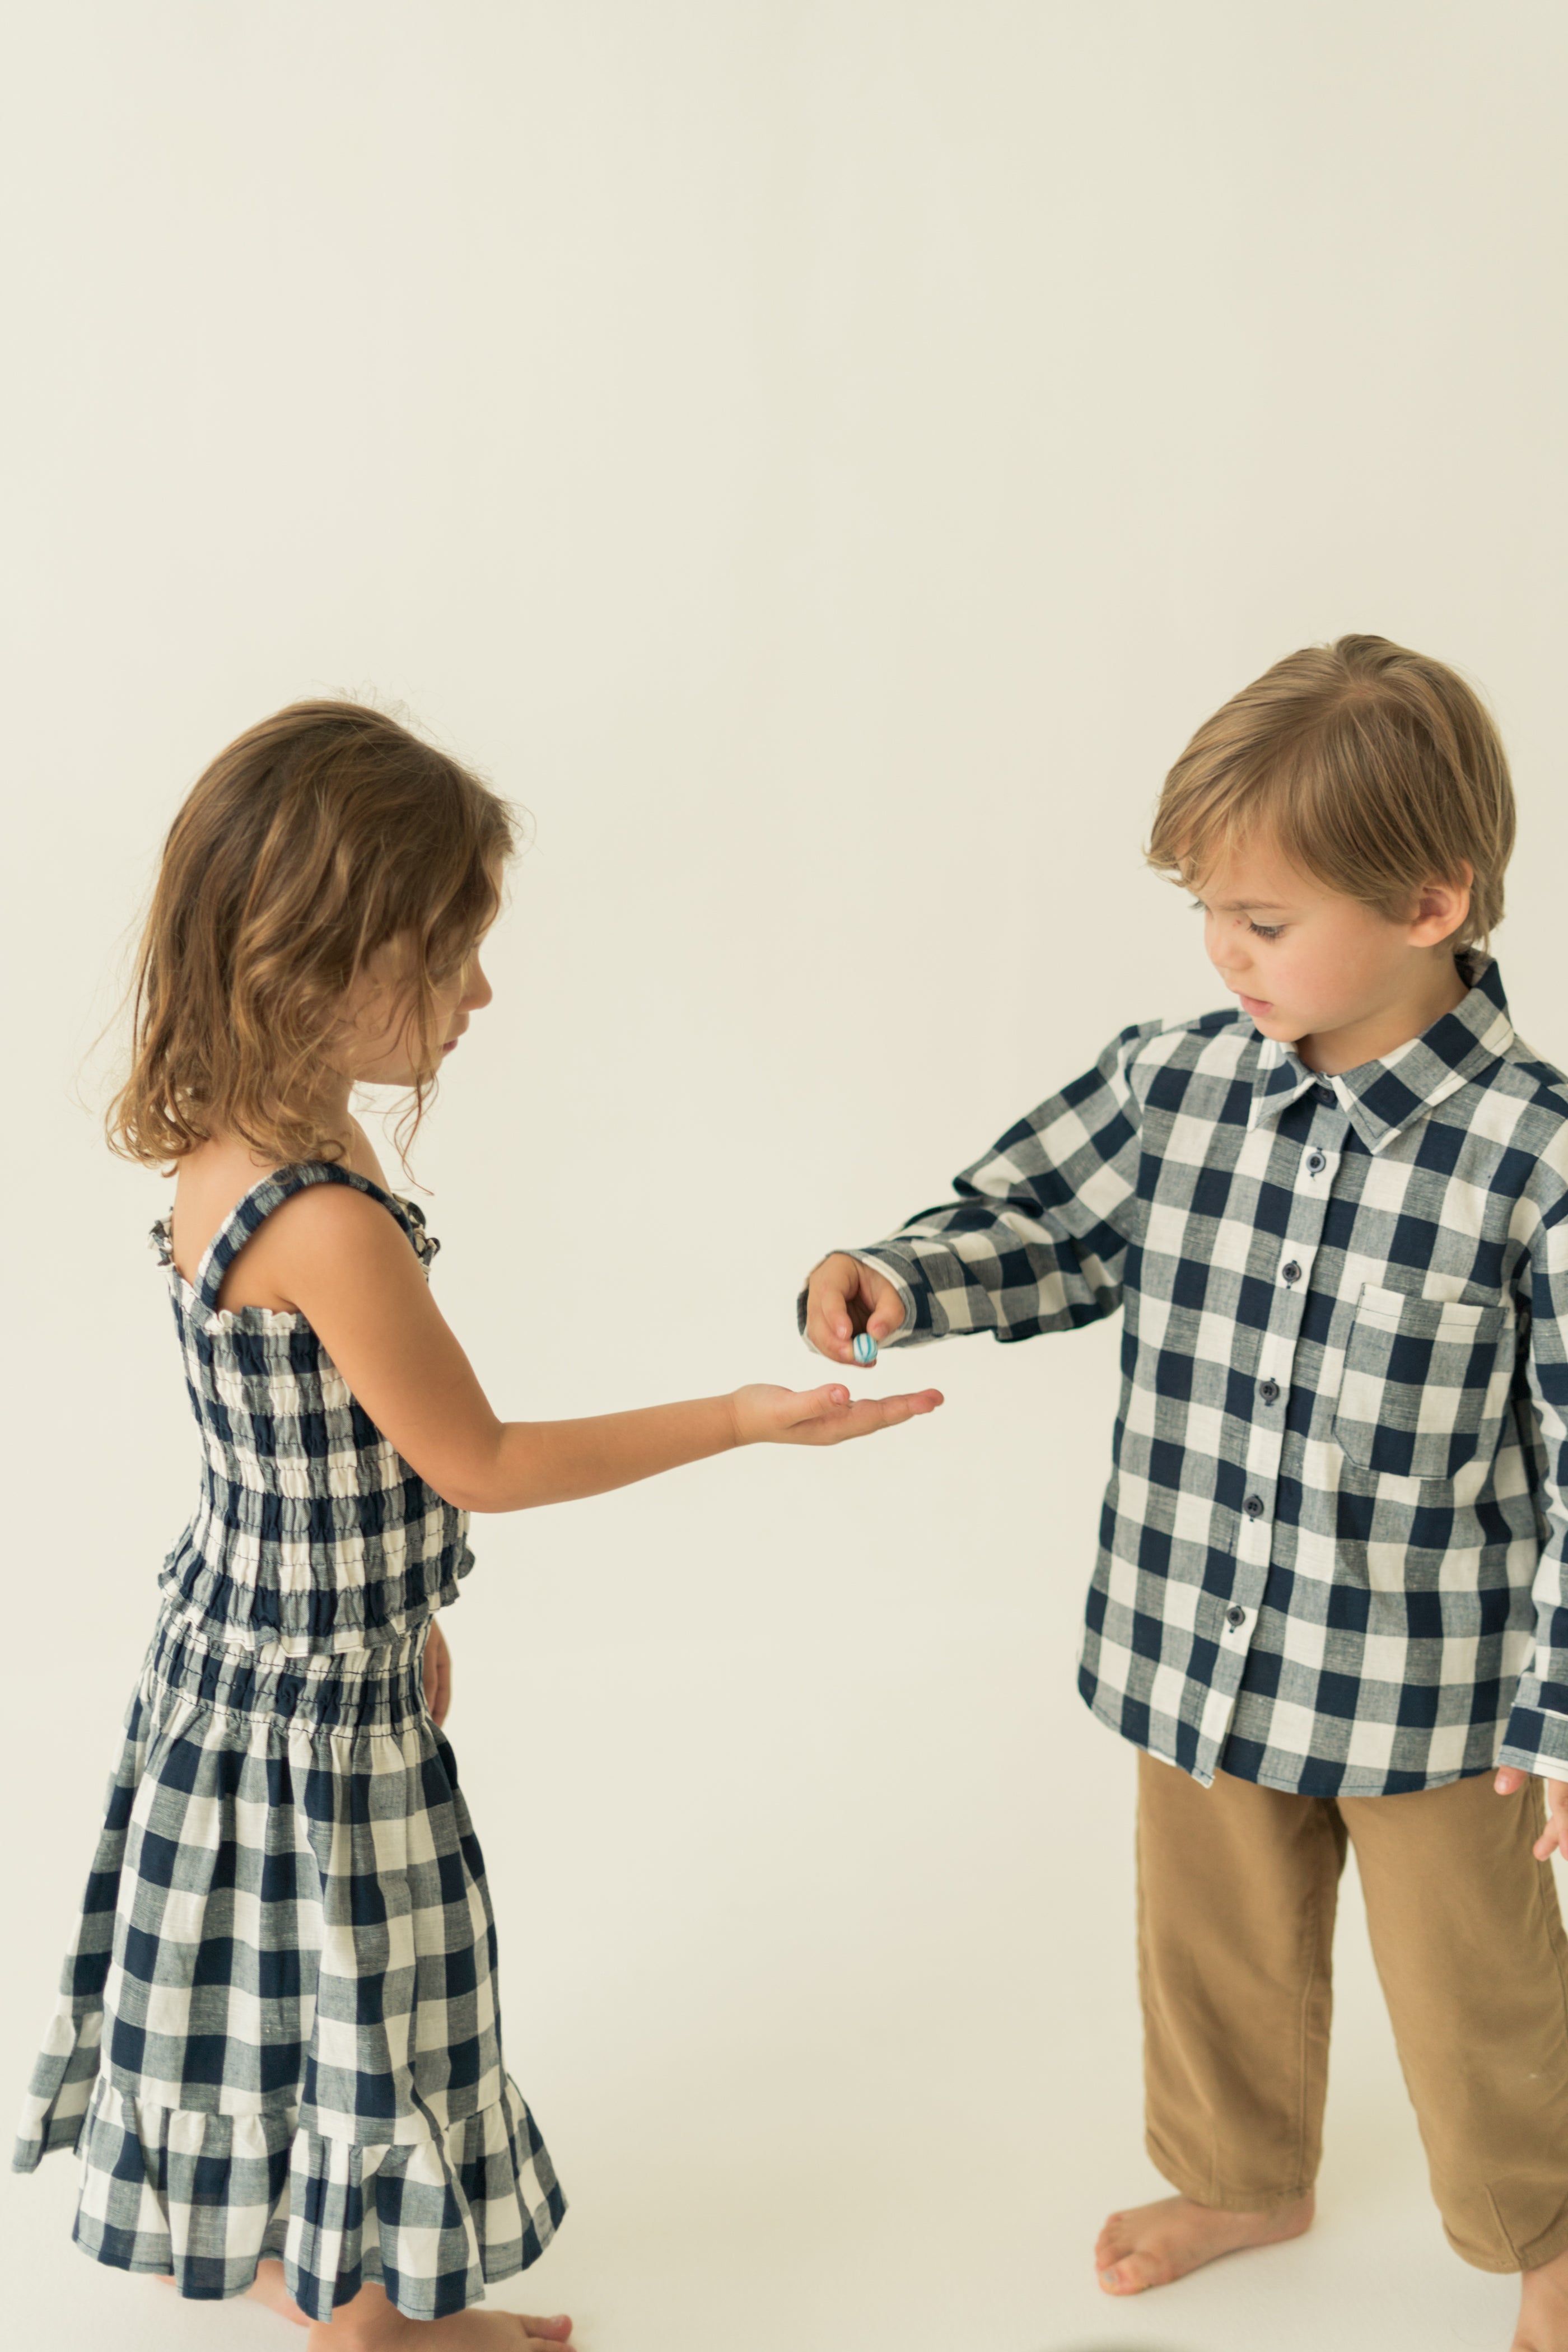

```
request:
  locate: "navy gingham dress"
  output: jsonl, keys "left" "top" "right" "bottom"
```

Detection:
{"left": 13, "top": 1164, "right": 564, "bottom": 2318}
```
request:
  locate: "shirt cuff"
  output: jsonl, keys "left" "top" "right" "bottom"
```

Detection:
{"left": 1498, "top": 1679, "right": 1568, "bottom": 1779}
{"left": 796, "top": 1249, "right": 918, "bottom": 1355}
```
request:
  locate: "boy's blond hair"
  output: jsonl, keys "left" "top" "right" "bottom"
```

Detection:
{"left": 1147, "top": 634, "right": 1515, "bottom": 951}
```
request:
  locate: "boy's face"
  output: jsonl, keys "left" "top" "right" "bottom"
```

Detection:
{"left": 1190, "top": 835, "right": 1472, "bottom": 1069}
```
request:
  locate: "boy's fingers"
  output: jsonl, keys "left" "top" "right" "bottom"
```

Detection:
{"left": 816, "top": 1267, "right": 853, "bottom": 1328}
{"left": 804, "top": 1259, "right": 905, "bottom": 1360}
{"left": 1541, "top": 1789, "right": 1568, "bottom": 1859}
{"left": 808, "top": 1259, "right": 861, "bottom": 1357}
{"left": 1496, "top": 1768, "right": 1568, "bottom": 1856}
{"left": 851, "top": 1262, "right": 904, "bottom": 1341}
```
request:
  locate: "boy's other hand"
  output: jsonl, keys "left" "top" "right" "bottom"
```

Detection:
{"left": 1494, "top": 1765, "right": 1568, "bottom": 1860}
{"left": 805, "top": 1252, "right": 907, "bottom": 1365}
{"left": 731, "top": 1380, "right": 942, "bottom": 1448}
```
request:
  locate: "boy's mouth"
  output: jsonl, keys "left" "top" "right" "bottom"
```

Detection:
{"left": 1236, "top": 992, "right": 1273, "bottom": 1016}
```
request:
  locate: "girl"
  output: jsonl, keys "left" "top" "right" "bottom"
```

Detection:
{"left": 14, "top": 702, "right": 942, "bottom": 2349}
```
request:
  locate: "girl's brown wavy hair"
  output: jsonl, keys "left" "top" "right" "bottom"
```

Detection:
{"left": 109, "top": 701, "right": 516, "bottom": 1174}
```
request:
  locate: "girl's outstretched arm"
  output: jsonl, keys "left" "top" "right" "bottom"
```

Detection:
{"left": 263, "top": 1184, "right": 942, "bottom": 1514}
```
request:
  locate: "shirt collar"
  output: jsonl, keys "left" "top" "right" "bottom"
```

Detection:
{"left": 1248, "top": 953, "right": 1514, "bottom": 1154}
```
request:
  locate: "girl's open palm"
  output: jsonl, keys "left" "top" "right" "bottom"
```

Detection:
{"left": 732, "top": 1379, "right": 942, "bottom": 1447}
{"left": 250, "top": 1185, "right": 942, "bottom": 1510}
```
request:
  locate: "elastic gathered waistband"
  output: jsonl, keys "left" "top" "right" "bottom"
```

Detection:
{"left": 144, "top": 1606, "right": 431, "bottom": 1732}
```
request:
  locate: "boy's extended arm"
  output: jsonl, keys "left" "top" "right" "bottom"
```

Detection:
{"left": 802, "top": 1023, "right": 1155, "bottom": 1361}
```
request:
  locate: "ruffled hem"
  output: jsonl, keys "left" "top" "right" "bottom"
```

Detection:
{"left": 155, "top": 1543, "right": 474, "bottom": 1648}
{"left": 27, "top": 2072, "right": 564, "bottom": 2322}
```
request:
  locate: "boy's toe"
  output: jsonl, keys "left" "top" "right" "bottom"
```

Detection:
{"left": 1098, "top": 2253, "right": 1164, "bottom": 2296}
{"left": 1094, "top": 2217, "right": 1131, "bottom": 2265}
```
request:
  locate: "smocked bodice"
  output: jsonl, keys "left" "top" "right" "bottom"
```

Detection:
{"left": 151, "top": 1162, "right": 473, "bottom": 1653}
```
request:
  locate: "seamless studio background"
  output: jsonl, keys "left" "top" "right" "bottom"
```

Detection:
{"left": 4, "top": 7, "right": 1567, "bottom": 2349}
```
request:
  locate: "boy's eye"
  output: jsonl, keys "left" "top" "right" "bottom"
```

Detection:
{"left": 1187, "top": 900, "right": 1284, "bottom": 942}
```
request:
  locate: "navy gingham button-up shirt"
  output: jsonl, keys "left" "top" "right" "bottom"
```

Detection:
{"left": 828, "top": 955, "right": 1568, "bottom": 1796}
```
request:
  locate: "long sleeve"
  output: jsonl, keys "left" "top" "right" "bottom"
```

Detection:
{"left": 1499, "top": 1200, "right": 1568, "bottom": 1776}
{"left": 800, "top": 1021, "right": 1156, "bottom": 1350}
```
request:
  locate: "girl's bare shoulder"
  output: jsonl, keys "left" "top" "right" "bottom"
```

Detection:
{"left": 171, "top": 1131, "right": 399, "bottom": 1313}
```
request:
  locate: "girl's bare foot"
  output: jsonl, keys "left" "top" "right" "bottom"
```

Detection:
{"left": 1516, "top": 2239, "right": 1568, "bottom": 2351}
{"left": 161, "top": 2271, "right": 572, "bottom": 2345}
{"left": 250, "top": 2260, "right": 310, "bottom": 2325}
{"left": 302, "top": 2286, "right": 574, "bottom": 2348}
{"left": 1095, "top": 2190, "right": 1315, "bottom": 2294}
{"left": 157, "top": 2262, "right": 308, "bottom": 2326}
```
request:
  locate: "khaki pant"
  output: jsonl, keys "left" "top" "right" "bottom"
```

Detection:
{"left": 1137, "top": 1751, "right": 1568, "bottom": 2271}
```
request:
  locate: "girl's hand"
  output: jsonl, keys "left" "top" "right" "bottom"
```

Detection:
{"left": 805, "top": 1252, "right": 908, "bottom": 1365}
{"left": 423, "top": 1617, "right": 453, "bottom": 1727}
{"left": 730, "top": 1379, "right": 942, "bottom": 1448}
{"left": 1494, "top": 1764, "right": 1568, "bottom": 1860}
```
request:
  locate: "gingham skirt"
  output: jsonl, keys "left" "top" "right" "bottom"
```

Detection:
{"left": 13, "top": 1605, "right": 564, "bottom": 2320}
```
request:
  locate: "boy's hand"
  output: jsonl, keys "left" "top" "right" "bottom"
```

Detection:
{"left": 1494, "top": 1764, "right": 1568, "bottom": 1860}
{"left": 805, "top": 1252, "right": 907, "bottom": 1366}
{"left": 730, "top": 1379, "right": 942, "bottom": 1448}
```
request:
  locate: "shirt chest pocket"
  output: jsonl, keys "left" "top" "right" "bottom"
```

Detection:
{"left": 1332, "top": 1284, "right": 1513, "bottom": 1481}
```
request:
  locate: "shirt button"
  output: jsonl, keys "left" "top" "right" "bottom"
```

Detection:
{"left": 1244, "top": 1494, "right": 1266, "bottom": 1518}
{"left": 1259, "top": 1379, "right": 1280, "bottom": 1404}
{"left": 1316, "top": 1082, "right": 1336, "bottom": 1104}
{"left": 1225, "top": 1604, "right": 1247, "bottom": 1628}
{"left": 1307, "top": 1151, "right": 1326, "bottom": 1174}
{"left": 1282, "top": 1260, "right": 1302, "bottom": 1284}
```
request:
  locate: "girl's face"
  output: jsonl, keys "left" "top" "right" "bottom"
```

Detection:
{"left": 333, "top": 930, "right": 494, "bottom": 1091}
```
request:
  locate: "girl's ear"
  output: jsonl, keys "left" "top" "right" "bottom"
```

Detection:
{"left": 1409, "top": 864, "right": 1473, "bottom": 947}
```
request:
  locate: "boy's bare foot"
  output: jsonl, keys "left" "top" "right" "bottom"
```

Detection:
{"left": 1516, "top": 2238, "right": 1568, "bottom": 2351}
{"left": 1095, "top": 2190, "right": 1314, "bottom": 2294}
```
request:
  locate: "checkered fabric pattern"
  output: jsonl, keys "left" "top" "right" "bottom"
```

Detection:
{"left": 152, "top": 1165, "right": 474, "bottom": 1651}
{"left": 14, "top": 1165, "right": 563, "bottom": 2318}
{"left": 810, "top": 956, "right": 1568, "bottom": 1796}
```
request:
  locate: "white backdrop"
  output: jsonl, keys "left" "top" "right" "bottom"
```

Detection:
{"left": 4, "top": 7, "right": 1568, "bottom": 2349}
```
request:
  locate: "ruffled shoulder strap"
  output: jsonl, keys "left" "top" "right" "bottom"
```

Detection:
{"left": 189, "top": 1161, "right": 424, "bottom": 1314}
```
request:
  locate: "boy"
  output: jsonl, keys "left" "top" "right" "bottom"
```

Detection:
{"left": 802, "top": 636, "right": 1568, "bottom": 2351}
